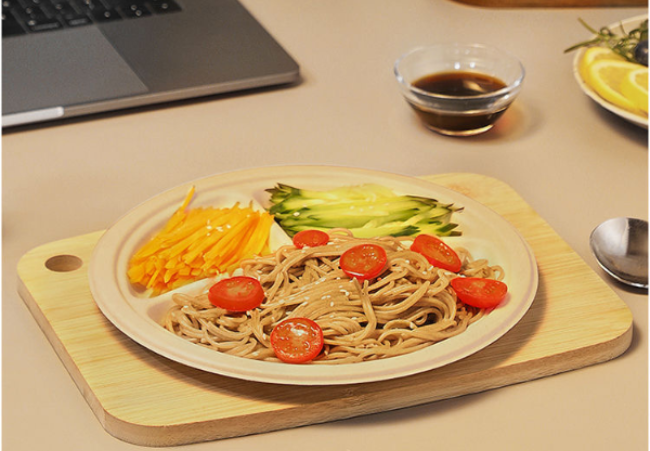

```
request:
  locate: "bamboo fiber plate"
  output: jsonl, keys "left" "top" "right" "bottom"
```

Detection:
{"left": 87, "top": 166, "right": 538, "bottom": 385}
{"left": 17, "top": 172, "right": 633, "bottom": 446}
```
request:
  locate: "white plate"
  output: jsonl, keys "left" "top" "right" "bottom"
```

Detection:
{"left": 89, "top": 166, "right": 538, "bottom": 385}
{"left": 572, "top": 15, "right": 648, "bottom": 129}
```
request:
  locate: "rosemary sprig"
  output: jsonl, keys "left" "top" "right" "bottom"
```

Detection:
{"left": 564, "top": 18, "right": 648, "bottom": 63}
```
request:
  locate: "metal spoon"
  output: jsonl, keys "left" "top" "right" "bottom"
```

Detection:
{"left": 589, "top": 217, "right": 648, "bottom": 289}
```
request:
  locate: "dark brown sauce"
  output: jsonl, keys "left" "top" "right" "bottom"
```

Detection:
{"left": 413, "top": 71, "right": 506, "bottom": 97}
{"left": 410, "top": 71, "right": 509, "bottom": 135}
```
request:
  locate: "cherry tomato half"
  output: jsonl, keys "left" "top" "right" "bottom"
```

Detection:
{"left": 270, "top": 317, "right": 324, "bottom": 363}
{"left": 208, "top": 276, "right": 265, "bottom": 312}
{"left": 340, "top": 243, "right": 387, "bottom": 281}
{"left": 450, "top": 277, "right": 508, "bottom": 309}
{"left": 293, "top": 229, "right": 330, "bottom": 249}
{"left": 410, "top": 234, "right": 462, "bottom": 273}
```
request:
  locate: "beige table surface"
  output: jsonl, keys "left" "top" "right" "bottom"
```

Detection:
{"left": 3, "top": 1, "right": 648, "bottom": 450}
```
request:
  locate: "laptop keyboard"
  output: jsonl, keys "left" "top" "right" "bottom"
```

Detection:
{"left": 2, "top": 0, "right": 182, "bottom": 36}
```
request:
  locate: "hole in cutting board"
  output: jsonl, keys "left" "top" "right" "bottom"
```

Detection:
{"left": 45, "top": 255, "right": 83, "bottom": 272}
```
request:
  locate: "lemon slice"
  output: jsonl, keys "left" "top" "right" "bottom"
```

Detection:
{"left": 586, "top": 60, "right": 642, "bottom": 113}
{"left": 621, "top": 68, "right": 649, "bottom": 113}
{"left": 579, "top": 47, "right": 625, "bottom": 83}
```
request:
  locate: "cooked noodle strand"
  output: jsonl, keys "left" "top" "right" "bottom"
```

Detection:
{"left": 163, "top": 230, "right": 499, "bottom": 363}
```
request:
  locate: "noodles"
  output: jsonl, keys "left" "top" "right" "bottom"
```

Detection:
{"left": 162, "top": 229, "right": 505, "bottom": 364}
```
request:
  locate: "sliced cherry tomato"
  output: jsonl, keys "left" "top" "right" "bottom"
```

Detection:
{"left": 293, "top": 229, "right": 330, "bottom": 249}
{"left": 450, "top": 277, "right": 508, "bottom": 309}
{"left": 270, "top": 317, "right": 324, "bottom": 363}
{"left": 410, "top": 234, "right": 462, "bottom": 272}
{"left": 340, "top": 243, "right": 387, "bottom": 281}
{"left": 208, "top": 276, "right": 265, "bottom": 312}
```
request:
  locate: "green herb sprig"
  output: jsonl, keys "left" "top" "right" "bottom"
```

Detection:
{"left": 564, "top": 18, "right": 648, "bottom": 63}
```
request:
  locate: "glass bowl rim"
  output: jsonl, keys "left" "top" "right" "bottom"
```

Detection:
{"left": 394, "top": 43, "right": 526, "bottom": 101}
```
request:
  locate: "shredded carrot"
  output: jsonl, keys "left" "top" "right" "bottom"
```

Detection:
{"left": 128, "top": 186, "right": 274, "bottom": 296}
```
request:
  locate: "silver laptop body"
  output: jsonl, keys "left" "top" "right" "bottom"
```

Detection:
{"left": 2, "top": 0, "right": 300, "bottom": 127}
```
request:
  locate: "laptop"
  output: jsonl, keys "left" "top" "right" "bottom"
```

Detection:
{"left": 2, "top": 0, "right": 300, "bottom": 128}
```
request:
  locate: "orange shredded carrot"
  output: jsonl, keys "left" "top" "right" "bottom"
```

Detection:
{"left": 128, "top": 187, "right": 274, "bottom": 296}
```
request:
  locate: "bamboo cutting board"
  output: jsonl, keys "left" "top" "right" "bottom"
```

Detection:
{"left": 17, "top": 173, "right": 633, "bottom": 447}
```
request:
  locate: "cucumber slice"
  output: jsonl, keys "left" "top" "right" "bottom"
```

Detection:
{"left": 266, "top": 183, "right": 462, "bottom": 238}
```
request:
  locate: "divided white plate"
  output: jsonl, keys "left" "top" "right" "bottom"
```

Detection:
{"left": 88, "top": 166, "right": 538, "bottom": 385}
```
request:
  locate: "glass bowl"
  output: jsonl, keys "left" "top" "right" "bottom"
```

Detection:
{"left": 394, "top": 43, "right": 525, "bottom": 136}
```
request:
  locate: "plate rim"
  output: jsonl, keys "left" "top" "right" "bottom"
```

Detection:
{"left": 88, "top": 165, "right": 539, "bottom": 385}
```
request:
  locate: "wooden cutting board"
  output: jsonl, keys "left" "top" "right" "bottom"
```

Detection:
{"left": 17, "top": 173, "right": 633, "bottom": 447}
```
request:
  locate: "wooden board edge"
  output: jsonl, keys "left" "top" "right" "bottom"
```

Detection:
{"left": 96, "top": 322, "right": 634, "bottom": 447}
{"left": 16, "top": 273, "right": 110, "bottom": 431}
{"left": 15, "top": 231, "right": 112, "bottom": 434}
